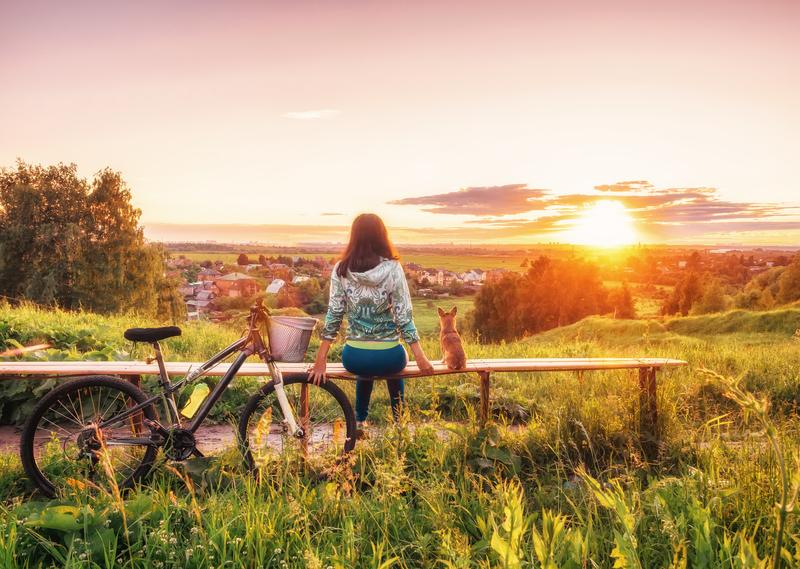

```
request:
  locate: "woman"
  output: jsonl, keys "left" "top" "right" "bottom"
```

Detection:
{"left": 309, "top": 214, "right": 434, "bottom": 430}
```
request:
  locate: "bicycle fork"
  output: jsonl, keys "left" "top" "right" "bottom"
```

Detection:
{"left": 267, "top": 360, "right": 304, "bottom": 438}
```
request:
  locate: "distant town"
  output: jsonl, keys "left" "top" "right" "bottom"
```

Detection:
{"left": 165, "top": 243, "right": 799, "bottom": 323}
{"left": 168, "top": 251, "right": 509, "bottom": 321}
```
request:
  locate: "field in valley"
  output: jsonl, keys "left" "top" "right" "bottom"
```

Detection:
{"left": 173, "top": 249, "right": 533, "bottom": 273}
{"left": 1, "top": 303, "right": 800, "bottom": 567}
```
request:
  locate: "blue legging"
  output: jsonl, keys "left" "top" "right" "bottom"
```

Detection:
{"left": 342, "top": 343, "right": 407, "bottom": 422}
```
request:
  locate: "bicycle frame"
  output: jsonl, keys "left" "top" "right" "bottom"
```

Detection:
{"left": 100, "top": 301, "right": 303, "bottom": 443}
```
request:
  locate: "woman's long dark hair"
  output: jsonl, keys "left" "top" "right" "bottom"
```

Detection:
{"left": 337, "top": 213, "right": 399, "bottom": 277}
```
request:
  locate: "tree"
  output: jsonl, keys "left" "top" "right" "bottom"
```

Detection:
{"left": 609, "top": 282, "right": 636, "bottom": 319}
{"left": 759, "top": 288, "right": 776, "bottom": 310}
{"left": 237, "top": 253, "right": 250, "bottom": 266}
{"left": 777, "top": 255, "right": 800, "bottom": 305}
{"left": 0, "top": 161, "right": 180, "bottom": 317}
{"left": 662, "top": 271, "right": 704, "bottom": 316}
{"left": 471, "top": 256, "right": 609, "bottom": 341}
{"left": 692, "top": 279, "right": 727, "bottom": 315}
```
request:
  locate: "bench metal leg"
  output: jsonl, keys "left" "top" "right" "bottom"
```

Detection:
{"left": 638, "top": 367, "right": 659, "bottom": 460}
{"left": 478, "top": 371, "right": 491, "bottom": 426}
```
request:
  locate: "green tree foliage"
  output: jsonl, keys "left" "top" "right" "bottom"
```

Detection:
{"left": 777, "top": 255, "right": 800, "bottom": 305}
{"left": 0, "top": 161, "right": 180, "bottom": 318}
{"left": 663, "top": 271, "right": 703, "bottom": 316}
{"left": 275, "top": 278, "right": 327, "bottom": 314}
{"left": 691, "top": 279, "right": 727, "bottom": 315}
{"left": 471, "top": 256, "right": 609, "bottom": 341}
{"left": 609, "top": 282, "right": 636, "bottom": 319}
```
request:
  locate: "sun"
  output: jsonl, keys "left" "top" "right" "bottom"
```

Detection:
{"left": 563, "top": 200, "right": 637, "bottom": 247}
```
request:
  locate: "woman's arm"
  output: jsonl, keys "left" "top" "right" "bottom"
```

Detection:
{"left": 309, "top": 339, "right": 332, "bottom": 385}
{"left": 390, "top": 263, "right": 421, "bottom": 345}
{"left": 311, "top": 267, "right": 346, "bottom": 385}
{"left": 319, "top": 268, "right": 346, "bottom": 342}
{"left": 409, "top": 341, "right": 435, "bottom": 375}
{"left": 390, "top": 264, "right": 434, "bottom": 374}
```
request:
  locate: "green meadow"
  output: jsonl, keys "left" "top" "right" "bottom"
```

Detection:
{"left": 2, "top": 302, "right": 800, "bottom": 567}
{"left": 173, "top": 250, "right": 530, "bottom": 273}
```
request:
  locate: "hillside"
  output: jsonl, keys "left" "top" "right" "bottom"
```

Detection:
{"left": 2, "top": 303, "right": 800, "bottom": 566}
{"left": 532, "top": 307, "right": 800, "bottom": 345}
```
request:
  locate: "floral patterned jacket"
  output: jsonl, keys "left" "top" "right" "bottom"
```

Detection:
{"left": 320, "top": 259, "right": 420, "bottom": 344}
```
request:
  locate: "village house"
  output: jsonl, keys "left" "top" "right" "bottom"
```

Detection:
{"left": 460, "top": 269, "right": 485, "bottom": 283}
{"left": 213, "top": 272, "right": 259, "bottom": 298}
{"left": 418, "top": 270, "right": 439, "bottom": 285}
{"left": 197, "top": 268, "right": 222, "bottom": 281}
{"left": 483, "top": 269, "right": 508, "bottom": 284}
{"left": 266, "top": 278, "right": 286, "bottom": 294}
{"left": 437, "top": 270, "right": 461, "bottom": 287}
{"left": 177, "top": 282, "right": 196, "bottom": 297}
{"left": 403, "top": 263, "right": 422, "bottom": 278}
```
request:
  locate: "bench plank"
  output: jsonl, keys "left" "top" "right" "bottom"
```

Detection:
{"left": 0, "top": 358, "right": 686, "bottom": 379}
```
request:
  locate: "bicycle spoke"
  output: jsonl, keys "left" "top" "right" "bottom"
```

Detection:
{"left": 244, "top": 381, "right": 352, "bottom": 467}
{"left": 55, "top": 398, "right": 83, "bottom": 426}
{"left": 98, "top": 390, "right": 126, "bottom": 424}
{"left": 25, "top": 380, "right": 156, "bottom": 497}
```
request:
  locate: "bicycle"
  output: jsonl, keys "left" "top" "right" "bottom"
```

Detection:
{"left": 20, "top": 300, "right": 356, "bottom": 498}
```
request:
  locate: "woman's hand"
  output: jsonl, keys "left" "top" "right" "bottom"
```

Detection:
{"left": 409, "top": 342, "right": 435, "bottom": 375}
{"left": 416, "top": 355, "right": 435, "bottom": 375}
{"left": 308, "top": 358, "right": 327, "bottom": 385}
{"left": 308, "top": 339, "right": 332, "bottom": 385}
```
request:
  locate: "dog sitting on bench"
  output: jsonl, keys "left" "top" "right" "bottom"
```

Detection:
{"left": 438, "top": 306, "right": 466, "bottom": 370}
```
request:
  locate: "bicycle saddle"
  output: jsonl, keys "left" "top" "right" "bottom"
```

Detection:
{"left": 123, "top": 326, "right": 182, "bottom": 343}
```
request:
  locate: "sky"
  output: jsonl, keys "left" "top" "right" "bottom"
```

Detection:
{"left": 1, "top": 0, "right": 798, "bottom": 245}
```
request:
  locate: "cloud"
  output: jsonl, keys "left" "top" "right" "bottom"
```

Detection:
{"left": 594, "top": 180, "right": 654, "bottom": 192}
{"left": 283, "top": 109, "right": 341, "bottom": 120}
{"left": 387, "top": 184, "right": 549, "bottom": 215}
{"left": 388, "top": 180, "right": 800, "bottom": 242}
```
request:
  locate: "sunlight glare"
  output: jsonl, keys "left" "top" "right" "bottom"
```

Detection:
{"left": 563, "top": 200, "right": 637, "bottom": 247}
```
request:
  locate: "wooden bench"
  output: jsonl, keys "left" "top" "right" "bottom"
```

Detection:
{"left": 0, "top": 357, "right": 686, "bottom": 459}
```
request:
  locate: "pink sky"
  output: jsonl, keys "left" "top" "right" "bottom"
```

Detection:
{"left": 1, "top": 0, "right": 798, "bottom": 244}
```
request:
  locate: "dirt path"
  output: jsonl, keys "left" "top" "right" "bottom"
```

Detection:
{"left": 0, "top": 424, "right": 240, "bottom": 455}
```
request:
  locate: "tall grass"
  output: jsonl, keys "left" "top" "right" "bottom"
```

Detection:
{"left": 2, "top": 303, "right": 800, "bottom": 566}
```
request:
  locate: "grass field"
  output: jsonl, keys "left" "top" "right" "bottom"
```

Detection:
{"left": 2, "top": 303, "right": 800, "bottom": 567}
{"left": 410, "top": 296, "right": 475, "bottom": 336}
{"left": 172, "top": 250, "right": 530, "bottom": 272}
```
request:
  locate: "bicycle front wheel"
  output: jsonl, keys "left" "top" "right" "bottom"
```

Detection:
{"left": 238, "top": 376, "right": 356, "bottom": 471}
{"left": 20, "top": 376, "right": 158, "bottom": 498}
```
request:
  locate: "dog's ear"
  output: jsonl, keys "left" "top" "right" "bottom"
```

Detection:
{"left": 450, "top": 306, "right": 458, "bottom": 316}
{"left": 437, "top": 307, "right": 446, "bottom": 317}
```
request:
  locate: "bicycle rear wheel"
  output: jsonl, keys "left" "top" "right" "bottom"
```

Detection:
{"left": 238, "top": 376, "right": 356, "bottom": 471}
{"left": 20, "top": 376, "right": 158, "bottom": 498}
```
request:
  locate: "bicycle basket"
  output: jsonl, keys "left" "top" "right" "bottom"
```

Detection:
{"left": 267, "top": 316, "right": 319, "bottom": 362}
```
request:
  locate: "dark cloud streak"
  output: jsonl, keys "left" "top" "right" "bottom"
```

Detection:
{"left": 388, "top": 180, "right": 800, "bottom": 241}
{"left": 387, "top": 184, "right": 549, "bottom": 215}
